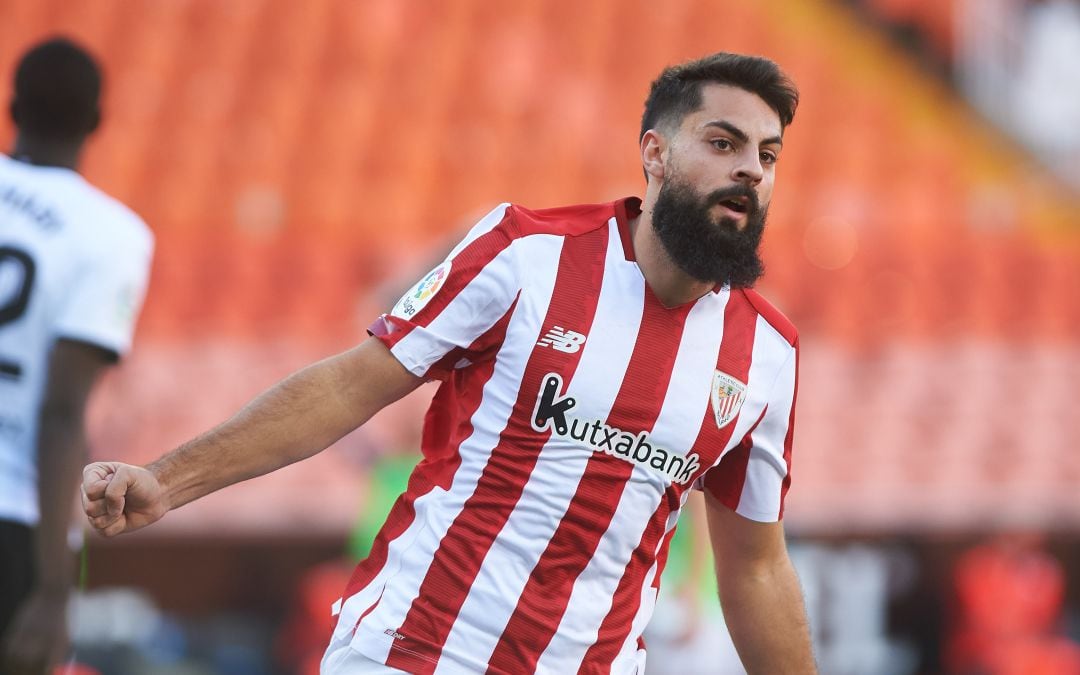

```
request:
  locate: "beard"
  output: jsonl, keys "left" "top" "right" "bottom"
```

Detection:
{"left": 651, "top": 176, "right": 767, "bottom": 288}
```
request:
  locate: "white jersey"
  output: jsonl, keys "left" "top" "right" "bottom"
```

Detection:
{"left": 329, "top": 199, "right": 798, "bottom": 674}
{"left": 0, "top": 154, "right": 153, "bottom": 526}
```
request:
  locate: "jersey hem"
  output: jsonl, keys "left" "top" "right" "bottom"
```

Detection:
{"left": 735, "top": 505, "right": 783, "bottom": 523}
{"left": 52, "top": 333, "right": 123, "bottom": 361}
{"left": 51, "top": 329, "right": 128, "bottom": 360}
{"left": 350, "top": 623, "right": 499, "bottom": 673}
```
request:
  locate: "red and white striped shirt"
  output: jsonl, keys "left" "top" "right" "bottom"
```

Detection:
{"left": 331, "top": 198, "right": 799, "bottom": 674}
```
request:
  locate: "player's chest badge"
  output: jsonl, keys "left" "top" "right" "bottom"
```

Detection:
{"left": 711, "top": 370, "right": 747, "bottom": 429}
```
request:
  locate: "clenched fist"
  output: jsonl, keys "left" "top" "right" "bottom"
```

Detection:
{"left": 81, "top": 462, "right": 169, "bottom": 537}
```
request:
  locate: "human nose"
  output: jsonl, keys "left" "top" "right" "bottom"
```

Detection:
{"left": 732, "top": 150, "right": 764, "bottom": 185}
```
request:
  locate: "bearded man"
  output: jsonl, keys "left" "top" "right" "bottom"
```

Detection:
{"left": 82, "top": 52, "right": 815, "bottom": 675}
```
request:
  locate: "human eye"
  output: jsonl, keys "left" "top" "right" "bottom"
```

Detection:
{"left": 760, "top": 150, "right": 778, "bottom": 164}
{"left": 710, "top": 138, "right": 734, "bottom": 152}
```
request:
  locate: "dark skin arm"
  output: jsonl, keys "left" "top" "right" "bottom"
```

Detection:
{"left": 705, "top": 491, "right": 817, "bottom": 674}
{"left": 1, "top": 339, "right": 113, "bottom": 675}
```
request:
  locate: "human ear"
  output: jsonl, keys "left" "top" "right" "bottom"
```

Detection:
{"left": 640, "top": 129, "right": 667, "bottom": 181}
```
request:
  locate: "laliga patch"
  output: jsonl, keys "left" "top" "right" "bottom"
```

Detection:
{"left": 391, "top": 261, "right": 452, "bottom": 319}
{"left": 711, "top": 370, "right": 747, "bottom": 429}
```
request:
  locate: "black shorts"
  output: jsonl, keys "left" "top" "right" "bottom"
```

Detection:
{"left": 0, "top": 520, "right": 34, "bottom": 642}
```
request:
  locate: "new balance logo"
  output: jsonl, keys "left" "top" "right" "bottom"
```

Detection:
{"left": 536, "top": 326, "right": 587, "bottom": 353}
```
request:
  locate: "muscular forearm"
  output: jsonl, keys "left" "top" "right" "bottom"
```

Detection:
{"left": 717, "top": 555, "right": 816, "bottom": 674}
{"left": 149, "top": 357, "right": 357, "bottom": 510}
{"left": 149, "top": 341, "right": 418, "bottom": 512}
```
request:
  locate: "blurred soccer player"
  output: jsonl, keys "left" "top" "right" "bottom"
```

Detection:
{"left": 0, "top": 38, "right": 153, "bottom": 674}
{"left": 82, "top": 52, "right": 814, "bottom": 674}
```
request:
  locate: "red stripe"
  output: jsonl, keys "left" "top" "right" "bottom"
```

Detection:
{"left": 581, "top": 502, "right": 671, "bottom": 669}
{"left": 486, "top": 288, "right": 693, "bottom": 673}
{"left": 584, "top": 291, "right": 760, "bottom": 669}
{"left": 385, "top": 226, "right": 610, "bottom": 674}
{"left": 614, "top": 197, "right": 641, "bottom": 262}
{"left": 778, "top": 336, "right": 799, "bottom": 518}
{"left": 337, "top": 303, "right": 517, "bottom": 612}
{"left": 701, "top": 410, "right": 766, "bottom": 514}
{"left": 696, "top": 293, "right": 760, "bottom": 509}
{"left": 741, "top": 288, "right": 797, "bottom": 346}
{"left": 650, "top": 524, "right": 679, "bottom": 591}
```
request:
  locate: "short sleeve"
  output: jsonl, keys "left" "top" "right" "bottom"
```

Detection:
{"left": 369, "top": 204, "right": 522, "bottom": 380}
{"left": 53, "top": 221, "right": 154, "bottom": 358}
{"left": 701, "top": 336, "right": 798, "bottom": 522}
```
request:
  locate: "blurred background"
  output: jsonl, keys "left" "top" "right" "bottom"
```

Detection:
{"left": 2, "top": 0, "right": 1078, "bottom": 673}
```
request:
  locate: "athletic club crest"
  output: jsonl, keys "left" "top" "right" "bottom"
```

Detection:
{"left": 711, "top": 370, "right": 747, "bottom": 429}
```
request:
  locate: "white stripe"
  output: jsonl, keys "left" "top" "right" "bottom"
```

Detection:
{"left": 614, "top": 294, "right": 738, "bottom": 668}
{"left": 324, "top": 627, "right": 415, "bottom": 674}
{"left": 616, "top": 506, "right": 683, "bottom": 669}
{"left": 618, "top": 488, "right": 697, "bottom": 670}
{"left": 391, "top": 237, "right": 522, "bottom": 376}
{"left": 439, "top": 217, "right": 643, "bottom": 670}
{"left": 734, "top": 316, "right": 797, "bottom": 521}
{"left": 713, "top": 315, "right": 784, "bottom": 463}
{"left": 349, "top": 235, "right": 563, "bottom": 660}
{"left": 536, "top": 281, "right": 731, "bottom": 672}
{"left": 332, "top": 483, "right": 453, "bottom": 662}
{"left": 649, "top": 290, "right": 732, "bottom": 474}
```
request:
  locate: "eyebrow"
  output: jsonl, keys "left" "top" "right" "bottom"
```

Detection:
{"left": 704, "top": 120, "right": 783, "bottom": 148}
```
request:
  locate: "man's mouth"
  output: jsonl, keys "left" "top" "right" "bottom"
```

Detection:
{"left": 716, "top": 196, "right": 749, "bottom": 214}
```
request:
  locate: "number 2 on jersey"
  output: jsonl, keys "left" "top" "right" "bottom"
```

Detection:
{"left": 0, "top": 245, "right": 36, "bottom": 379}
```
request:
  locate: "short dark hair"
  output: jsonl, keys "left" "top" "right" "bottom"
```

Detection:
{"left": 10, "top": 37, "right": 102, "bottom": 140}
{"left": 640, "top": 52, "right": 798, "bottom": 142}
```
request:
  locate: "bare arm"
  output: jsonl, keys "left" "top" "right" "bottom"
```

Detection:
{"left": 83, "top": 337, "right": 423, "bottom": 537}
{"left": 1, "top": 340, "right": 112, "bottom": 674}
{"left": 684, "top": 490, "right": 712, "bottom": 589}
{"left": 704, "top": 491, "right": 816, "bottom": 674}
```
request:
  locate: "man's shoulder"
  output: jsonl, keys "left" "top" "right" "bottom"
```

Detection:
{"left": 505, "top": 200, "right": 626, "bottom": 238}
{"left": 0, "top": 155, "right": 152, "bottom": 247}
{"left": 66, "top": 181, "right": 152, "bottom": 245}
{"left": 737, "top": 288, "right": 798, "bottom": 348}
{"left": 56, "top": 187, "right": 155, "bottom": 273}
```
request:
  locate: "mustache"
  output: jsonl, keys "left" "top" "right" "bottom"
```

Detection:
{"left": 705, "top": 185, "right": 760, "bottom": 214}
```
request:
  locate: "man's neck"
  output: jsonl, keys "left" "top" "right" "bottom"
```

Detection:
{"left": 11, "top": 135, "right": 83, "bottom": 171}
{"left": 629, "top": 209, "right": 717, "bottom": 309}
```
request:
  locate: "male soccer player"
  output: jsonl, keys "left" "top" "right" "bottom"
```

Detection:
{"left": 0, "top": 38, "right": 154, "bottom": 674}
{"left": 82, "top": 52, "right": 815, "bottom": 674}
